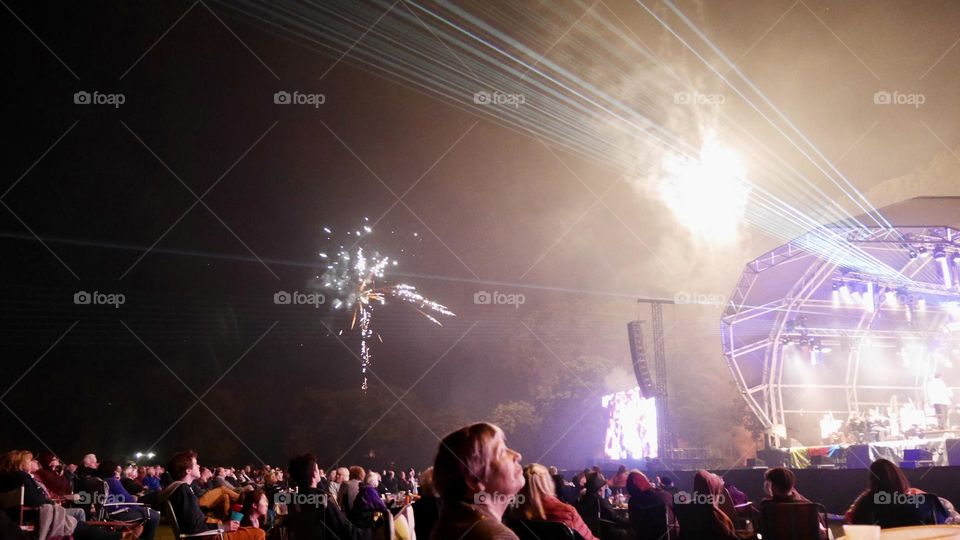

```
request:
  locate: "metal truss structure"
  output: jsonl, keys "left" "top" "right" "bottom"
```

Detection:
{"left": 722, "top": 225, "right": 960, "bottom": 447}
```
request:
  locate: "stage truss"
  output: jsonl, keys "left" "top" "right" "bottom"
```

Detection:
{"left": 722, "top": 224, "right": 960, "bottom": 447}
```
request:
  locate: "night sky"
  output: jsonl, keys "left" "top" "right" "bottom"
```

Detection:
{"left": 2, "top": 1, "right": 959, "bottom": 470}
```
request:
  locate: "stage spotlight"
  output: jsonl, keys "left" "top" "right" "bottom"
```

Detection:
{"left": 919, "top": 246, "right": 930, "bottom": 258}
{"left": 864, "top": 282, "right": 875, "bottom": 312}
{"left": 934, "top": 248, "right": 947, "bottom": 260}
{"left": 909, "top": 249, "right": 918, "bottom": 259}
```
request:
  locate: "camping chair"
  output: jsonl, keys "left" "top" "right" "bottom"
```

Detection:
{"left": 164, "top": 499, "right": 225, "bottom": 539}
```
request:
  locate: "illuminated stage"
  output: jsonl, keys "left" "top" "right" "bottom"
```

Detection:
{"left": 722, "top": 197, "right": 960, "bottom": 453}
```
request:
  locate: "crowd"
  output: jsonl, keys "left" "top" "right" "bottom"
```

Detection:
{"left": 2, "top": 422, "right": 959, "bottom": 540}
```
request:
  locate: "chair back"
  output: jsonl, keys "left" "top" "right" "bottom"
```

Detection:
{"left": 509, "top": 519, "right": 580, "bottom": 540}
{"left": 575, "top": 496, "right": 602, "bottom": 537}
{"left": 867, "top": 494, "right": 948, "bottom": 529}
{"left": 759, "top": 501, "right": 825, "bottom": 540}
{"left": 165, "top": 499, "right": 184, "bottom": 538}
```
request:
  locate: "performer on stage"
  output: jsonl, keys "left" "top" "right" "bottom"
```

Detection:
{"left": 926, "top": 373, "right": 954, "bottom": 430}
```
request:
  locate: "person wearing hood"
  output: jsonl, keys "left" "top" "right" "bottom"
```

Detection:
{"left": 673, "top": 470, "right": 738, "bottom": 540}
{"left": 626, "top": 470, "right": 676, "bottom": 540}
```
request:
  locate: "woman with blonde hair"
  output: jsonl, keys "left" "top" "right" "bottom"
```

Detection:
{"left": 514, "top": 464, "right": 597, "bottom": 540}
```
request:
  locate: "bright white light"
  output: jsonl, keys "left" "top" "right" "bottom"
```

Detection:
{"left": 940, "top": 258, "right": 952, "bottom": 288}
{"left": 864, "top": 282, "right": 875, "bottom": 312}
{"left": 658, "top": 136, "right": 749, "bottom": 243}
{"left": 885, "top": 291, "right": 898, "bottom": 308}
{"left": 832, "top": 290, "right": 840, "bottom": 308}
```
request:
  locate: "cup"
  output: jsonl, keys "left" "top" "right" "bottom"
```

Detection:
{"left": 842, "top": 524, "right": 881, "bottom": 540}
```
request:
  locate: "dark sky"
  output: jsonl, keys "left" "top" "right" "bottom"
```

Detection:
{"left": 2, "top": 1, "right": 959, "bottom": 469}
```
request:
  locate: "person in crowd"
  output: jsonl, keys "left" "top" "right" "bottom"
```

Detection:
{"left": 36, "top": 451, "right": 72, "bottom": 499}
{"left": 607, "top": 465, "right": 628, "bottom": 494}
{"left": 237, "top": 466, "right": 253, "bottom": 486}
{"left": 412, "top": 467, "right": 440, "bottom": 540}
{"left": 431, "top": 422, "right": 524, "bottom": 540}
{"left": 845, "top": 458, "right": 949, "bottom": 527}
{"left": 78, "top": 454, "right": 100, "bottom": 479}
{"left": 239, "top": 488, "right": 269, "bottom": 530}
{"left": 211, "top": 468, "right": 237, "bottom": 490}
{"left": 327, "top": 467, "right": 346, "bottom": 501}
{"left": 284, "top": 453, "right": 371, "bottom": 540}
{"left": 626, "top": 470, "right": 676, "bottom": 540}
{"left": 0, "top": 451, "right": 135, "bottom": 540}
{"left": 157, "top": 466, "right": 172, "bottom": 488}
{"left": 658, "top": 476, "right": 679, "bottom": 496}
{"left": 382, "top": 470, "right": 400, "bottom": 494}
{"left": 398, "top": 470, "right": 413, "bottom": 493}
{"left": 160, "top": 451, "right": 264, "bottom": 540}
{"left": 97, "top": 461, "right": 161, "bottom": 540}
{"left": 121, "top": 464, "right": 146, "bottom": 498}
{"left": 349, "top": 471, "right": 390, "bottom": 528}
{"left": 759, "top": 467, "right": 827, "bottom": 540}
{"left": 340, "top": 466, "right": 364, "bottom": 514}
{"left": 576, "top": 472, "right": 629, "bottom": 538}
{"left": 512, "top": 463, "right": 597, "bottom": 540}
{"left": 141, "top": 466, "right": 161, "bottom": 491}
{"left": 673, "top": 470, "right": 738, "bottom": 540}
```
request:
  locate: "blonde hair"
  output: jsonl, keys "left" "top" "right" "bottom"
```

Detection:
{"left": 517, "top": 463, "right": 556, "bottom": 521}
{"left": 0, "top": 450, "right": 33, "bottom": 474}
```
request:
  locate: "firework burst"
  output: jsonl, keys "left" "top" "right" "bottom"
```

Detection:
{"left": 317, "top": 222, "right": 455, "bottom": 390}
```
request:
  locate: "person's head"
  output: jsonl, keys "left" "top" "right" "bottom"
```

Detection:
{"left": 241, "top": 488, "right": 268, "bottom": 519}
{"left": 288, "top": 454, "right": 320, "bottom": 490}
{"left": 547, "top": 466, "right": 558, "bottom": 476}
{"left": 626, "top": 471, "right": 652, "bottom": 498}
{"left": 123, "top": 465, "right": 137, "bottom": 479}
{"left": 868, "top": 459, "right": 910, "bottom": 495}
{"left": 66, "top": 464, "right": 77, "bottom": 474}
{"left": 364, "top": 471, "right": 381, "bottom": 488}
{"left": 387, "top": 470, "right": 395, "bottom": 479}
{"left": 432, "top": 422, "right": 524, "bottom": 505}
{"left": 200, "top": 467, "right": 213, "bottom": 482}
{"left": 517, "top": 464, "right": 555, "bottom": 521}
{"left": 659, "top": 476, "right": 674, "bottom": 488}
{"left": 693, "top": 470, "right": 725, "bottom": 505}
{"left": 214, "top": 467, "right": 226, "bottom": 478}
{"left": 82, "top": 454, "right": 98, "bottom": 469}
{"left": 263, "top": 471, "right": 278, "bottom": 485}
{"left": 38, "top": 452, "right": 59, "bottom": 471}
{"left": 399, "top": 471, "right": 407, "bottom": 480}
{"left": 169, "top": 451, "right": 200, "bottom": 482}
{"left": 617, "top": 465, "right": 627, "bottom": 475}
{"left": 349, "top": 466, "right": 365, "bottom": 481}
{"left": 244, "top": 465, "right": 252, "bottom": 474}
{"left": 0, "top": 450, "right": 33, "bottom": 474}
{"left": 764, "top": 467, "right": 796, "bottom": 497}
{"left": 336, "top": 467, "right": 349, "bottom": 483}
{"left": 585, "top": 472, "right": 606, "bottom": 496}
{"left": 418, "top": 467, "right": 437, "bottom": 497}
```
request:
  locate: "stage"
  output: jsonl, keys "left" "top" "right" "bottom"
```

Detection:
{"left": 763, "top": 434, "right": 960, "bottom": 469}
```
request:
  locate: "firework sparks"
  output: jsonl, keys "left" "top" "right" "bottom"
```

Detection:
{"left": 317, "top": 223, "right": 455, "bottom": 390}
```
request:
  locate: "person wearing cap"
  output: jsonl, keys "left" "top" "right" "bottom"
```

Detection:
{"left": 576, "top": 471, "right": 629, "bottom": 538}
